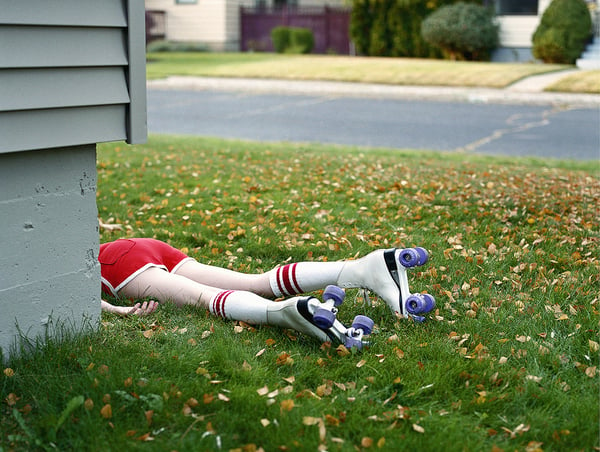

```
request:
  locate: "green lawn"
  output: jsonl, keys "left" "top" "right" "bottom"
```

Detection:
{"left": 146, "top": 52, "right": 576, "bottom": 88}
{"left": 2, "top": 136, "right": 598, "bottom": 451}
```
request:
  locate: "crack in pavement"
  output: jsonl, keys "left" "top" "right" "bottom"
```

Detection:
{"left": 223, "top": 95, "right": 335, "bottom": 120}
{"left": 455, "top": 105, "right": 572, "bottom": 153}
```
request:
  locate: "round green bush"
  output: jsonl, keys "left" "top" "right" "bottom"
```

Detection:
{"left": 271, "top": 26, "right": 291, "bottom": 53}
{"left": 289, "top": 27, "right": 314, "bottom": 54}
{"left": 532, "top": 0, "right": 592, "bottom": 64}
{"left": 421, "top": 2, "right": 499, "bottom": 61}
{"left": 270, "top": 26, "right": 314, "bottom": 54}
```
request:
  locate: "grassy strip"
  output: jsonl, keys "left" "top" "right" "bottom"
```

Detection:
{"left": 2, "top": 136, "right": 598, "bottom": 451}
{"left": 546, "top": 69, "right": 600, "bottom": 94}
{"left": 146, "top": 52, "right": 572, "bottom": 89}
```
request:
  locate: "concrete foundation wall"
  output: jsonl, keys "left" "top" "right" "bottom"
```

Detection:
{"left": 0, "top": 145, "right": 100, "bottom": 359}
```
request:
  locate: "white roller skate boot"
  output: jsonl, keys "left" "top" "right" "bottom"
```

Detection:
{"left": 267, "top": 286, "right": 374, "bottom": 349}
{"left": 337, "top": 248, "right": 435, "bottom": 322}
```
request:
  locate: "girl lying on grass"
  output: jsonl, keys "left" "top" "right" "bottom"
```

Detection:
{"left": 99, "top": 238, "right": 433, "bottom": 347}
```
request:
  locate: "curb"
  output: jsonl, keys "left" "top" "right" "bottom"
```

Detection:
{"left": 148, "top": 75, "right": 600, "bottom": 107}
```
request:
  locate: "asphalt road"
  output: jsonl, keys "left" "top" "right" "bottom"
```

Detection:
{"left": 147, "top": 86, "right": 600, "bottom": 161}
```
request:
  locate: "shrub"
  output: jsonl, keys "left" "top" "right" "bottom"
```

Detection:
{"left": 271, "top": 26, "right": 314, "bottom": 54}
{"left": 421, "top": 2, "right": 499, "bottom": 61}
{"left": 532, "top": 0, "right": 592, "bottom": 64}
{"left": 289, "top": 27, "right": 314, "bottom": 54}
{"left": 271, "top": 26, "right": 291, "bottom": 53}
{"left": 350, "top": 0, "right": 483, "bottom": 58}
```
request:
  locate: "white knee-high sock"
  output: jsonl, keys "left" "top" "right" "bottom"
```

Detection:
{"left": 209, "top": 290, "right": 270, "bottom": 324}
{"left": 268, "top": 262, "right": 346, "bottom": 297}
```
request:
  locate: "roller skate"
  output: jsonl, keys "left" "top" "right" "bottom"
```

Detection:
{"left": 267, "top": 285, "right": 373, "bottom": 350}
{"left": 339, "top": 247, "right": 436, "bottom": 322}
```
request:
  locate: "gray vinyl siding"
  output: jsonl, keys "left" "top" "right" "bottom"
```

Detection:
{"left": 0, "top": 0, "right": 147, "bottom": 154}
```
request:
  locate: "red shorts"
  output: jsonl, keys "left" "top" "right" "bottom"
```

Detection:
{"left": 99, "top": 238, "right": 194, "bottom": 297}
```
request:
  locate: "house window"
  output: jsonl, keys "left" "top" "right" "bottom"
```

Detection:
{"left": 273, "top": 0, "right": 298, "bottom": 6}
{"left": 254, "top": 0, "right": 298, "bottom": 9}
{"left": 495, "top": 0, "right": 539, "bottom": 15}
{"left": 176, "top": 0, "right": 197, "bottom": 4}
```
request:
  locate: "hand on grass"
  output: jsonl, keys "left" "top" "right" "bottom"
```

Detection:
{"left": 126, "top": 300, "right": 159, "bottom": 316}
{"left": 101, "top": 300, "right": 159, "bottom": 316}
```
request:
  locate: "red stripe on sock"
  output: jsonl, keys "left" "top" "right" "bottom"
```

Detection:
{"left": 275, "top": 267, "right": 286, "bottom": 296}
{"left": 279, "top": 264, "right": 299, "bottom": 296}
{"left": 289, "top": 263, "right": 302, "bottom": 294}
{"left": 213, "top": 290, "right": 233, "bottom": 318}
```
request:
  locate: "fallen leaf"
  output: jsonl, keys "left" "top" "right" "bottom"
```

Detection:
{"left": 526, "top": 441, "right": 544, "bottom": 452}
{"left": 325, "top": 414, "right": 340, "bottom": 426}
{"left": 6, "top": 393, "right": 19, "bottom": 406}
{"left": 336, "top": 345, "right": 350, "bottom": 356}
{"left": 361, "top": 437, "right": 373, "bottom": 447}
{"left": 257, "top": 386, "right": 269, "bottom": 396}
{"left": 303, "top": 416, "right": 321, "bottom": 426}
{"left": 280, "top": 399, "right": 294, "bottom": 412}
{"left": 136, "top": 432, "right": 154, "bottom": 441}
{"left": 145, "top": 410, "right": 154, "bottom": 426}
{"left": 356, "top": 359, "right": 366, "bottom": 368}
{"left": 100, "top": 404, "right": 112, "bottom": 419}
{"left": 276, "top": 352, "right": 294, "bottom": 366}
{"left": 585, "top": 366, "right": 597, "bottom": 378}
{"left": 412, "top": 424, "right": 425, "bottom": 433}
{"left": 3, "top": 368, "right": 14, "bottom": 377}
{"left": 143, "top": 330, "right": 154, "bottom": 339}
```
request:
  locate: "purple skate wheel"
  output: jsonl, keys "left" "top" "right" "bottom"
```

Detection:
{"left": 415, "top": 247, "right": 429, "bottom": 266}
{"left": 323, "top": 285, "right": 345, "bottom": 306}
{"left": 405, "top": 294, "right": 427, "bottom": 315}
{"left": 344, "top": 336, "right": 364, "bottom": 350}
{"left": 423, "top": 294, "right": 436, "bottom": 313}
{"left": 398, "top": 248, "right": 419, "bottom": 268}
{"left": 352, "top": 315, "right": 374, "bottom": 335}
{"left": 313, "top": 308, "right": 335, "bottom": 329}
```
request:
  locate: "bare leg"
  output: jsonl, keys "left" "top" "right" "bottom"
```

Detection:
{"left": 174, "top": 260, "right": 275, "bottom": 297}
{"left": 119, "top": 267, "right": 220, "bottom": 308}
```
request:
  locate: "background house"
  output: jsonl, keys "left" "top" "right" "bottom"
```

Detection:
{"left": 486, "top": 0, "right": 599, "bottom": 62}
{"left": 145, "top": 0, "right": 346, "bottom": 52}
{"left": 147, "top": 0, "right": 599, "bottom": 62}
